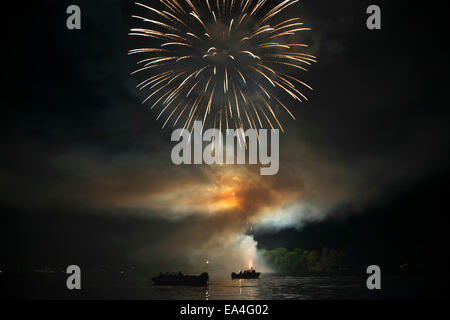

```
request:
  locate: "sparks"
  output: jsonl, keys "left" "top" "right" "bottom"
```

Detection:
{"left": 129, "top": 0, "right": 316, "bottom": 132}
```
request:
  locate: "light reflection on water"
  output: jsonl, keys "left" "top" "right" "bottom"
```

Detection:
{"left": 1, "top": 272, "right": 426, "bottom": 299}
{"left": 142, "top": 273, "right": 373, "bottom": 300}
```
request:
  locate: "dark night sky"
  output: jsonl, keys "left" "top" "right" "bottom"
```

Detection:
{"left": 1, "top": 0, "right": 450, "bottom": 292}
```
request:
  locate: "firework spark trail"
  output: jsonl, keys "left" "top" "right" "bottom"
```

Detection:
{"left": 129, "top": 0, "right": 316, "bottom": 135}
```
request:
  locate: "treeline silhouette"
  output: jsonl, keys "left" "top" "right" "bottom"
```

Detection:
{"left": 259, "top": 247, "right": 351, "bottom": 275}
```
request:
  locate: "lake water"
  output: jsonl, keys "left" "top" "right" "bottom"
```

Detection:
{"left": 149, "top": 275, "right": 374, "bottom": 300}
{"left": 1, "top": 272, "right": 429, "bottom": 299}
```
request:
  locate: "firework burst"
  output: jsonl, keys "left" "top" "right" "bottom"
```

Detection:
{"left": 129, "top": 0, "right": 316, "bottom": 133}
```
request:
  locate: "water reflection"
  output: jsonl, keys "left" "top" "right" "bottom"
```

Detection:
{"left": 205, "top": 285, "right": 210, "bottom": 300}
{"left": 232, "top": 278, "right": 257, "bottom": 300}
{"left": 146, "top": 274, "right": 371, "bottom": 300}
{"left": 4, "top": 272, "right": 422, "bottom": 299}
{"left": 239, "top": 279, "right": 242, "bottom": 296}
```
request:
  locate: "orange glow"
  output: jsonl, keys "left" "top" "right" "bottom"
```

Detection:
{"left": 203, "top": 174, "right": 243, "bottom": 211}
{"left": 211, "top": 186, "right": 239, "bottom": 210}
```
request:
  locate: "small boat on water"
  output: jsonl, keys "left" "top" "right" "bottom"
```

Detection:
{"left": 151, "top": 272, "right": 209, "bottom": 286}
{"left": 231, "top": 268, "right": 261, "bottom": 279}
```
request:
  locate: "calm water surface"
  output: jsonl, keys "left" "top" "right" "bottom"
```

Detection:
{"left": 1, "top": 272, "right": 427, "bottom": 299}
{"left": 149, "top": 275, "right": 371, "bottom": 300}
{"left": 82, "top": 273, "right": 419, "bottom": 299}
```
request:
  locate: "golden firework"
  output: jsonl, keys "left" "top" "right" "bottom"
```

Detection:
{"left": 129, "top": 0, "right": 316, "bottom": 133}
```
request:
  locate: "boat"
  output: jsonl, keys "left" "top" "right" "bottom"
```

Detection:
{"left": 151, "top": 272, "right": 209, "bottom": 286}
{"left": 231, "top": 268, "right": 261, "bottom": 279}
{"left": 33, "top": 267, "right": 56, "bottom": 274}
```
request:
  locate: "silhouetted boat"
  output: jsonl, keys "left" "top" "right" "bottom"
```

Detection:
{"left": 231, "top": 268, "right": 260, "bottom": 279}
{"left": 151, "top": 272, "right": 209, "bottom": 286}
